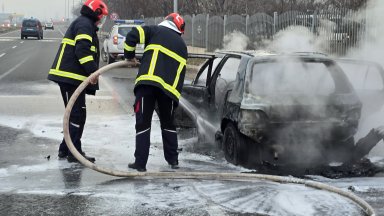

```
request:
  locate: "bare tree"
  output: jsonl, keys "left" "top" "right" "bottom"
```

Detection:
{"left": 106, "top": 0, "right": 367, "bottom": 19}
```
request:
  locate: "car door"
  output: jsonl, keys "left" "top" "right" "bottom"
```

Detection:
{"left": 336, "top": 59, "right": 384, "bottom": 115}
{"left": 174, "top": 54, "right": 222, "bottom": 128}
{"left": 209, "top": 55, "right": 242, "bottom": 119}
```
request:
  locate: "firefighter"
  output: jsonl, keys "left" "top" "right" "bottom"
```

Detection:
{"left": 47, "top": 0, "right": 108, "bottom": 163}
{"left": 124, "top": 13, "right": 188, "bottom": 172}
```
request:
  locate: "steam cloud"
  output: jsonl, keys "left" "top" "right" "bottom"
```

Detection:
{"left": 346, "top": 0, "right": 384, "bottom": 156}
{"left": 222, "top": 31, "right": 249, "bottom": 51}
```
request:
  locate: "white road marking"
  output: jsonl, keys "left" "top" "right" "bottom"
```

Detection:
{"left": 0, "top": 38, "right": 13, "bottom": 42}
{"left": 20, "top": 41, "right": 24, "bottom": 44}
{"left": 39, "top": 40, "right": 56, "bottom": 42}
{"left": 12, "top": 46, "right": 17, "bottom": 49}
{"left": 0, "top": 53, "right": 5, "bottom": 58}
{"left": 0, "top": 57, "right": 29, "bottom": 81}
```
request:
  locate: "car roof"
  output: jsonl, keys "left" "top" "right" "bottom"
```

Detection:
{"left": 213, "top": 50, "right": 331, "bottom": 61}
{"left": 114, "top": 24, "right": 140, "bottom": 28}
{"left": 23, "top": 18, "right": 39, "bottom": 21}
{"left": 188, "top": 51, "right": 331, "bottom": 62}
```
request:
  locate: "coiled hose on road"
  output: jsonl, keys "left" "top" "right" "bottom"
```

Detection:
{"left": 63, "top": 61, "right": 376, "bottom": 216}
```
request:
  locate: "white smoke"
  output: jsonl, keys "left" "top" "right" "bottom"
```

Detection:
{"left": 346, "top": 0, "right": 384, "bottom": 156}
{"left": 222, "top": 31, "right": 249, "bottom": 51}
{"left": 253, "top": 2, "right": 384, "bottom": 158}
{"left": 347, "top": 0, "right": 384, "bottom": 64}
{"left": 267, "top": 26, "right": 326, "bottom": 53}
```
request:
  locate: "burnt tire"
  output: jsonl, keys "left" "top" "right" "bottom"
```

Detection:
{"left": 223, "top": 122, "right": 248, "bottom": 165}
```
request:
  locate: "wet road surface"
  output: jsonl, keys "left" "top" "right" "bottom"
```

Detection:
{"left": 0, "top": 27, "right": 384, "bottom": 216}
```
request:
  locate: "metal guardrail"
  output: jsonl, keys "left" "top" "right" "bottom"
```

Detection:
{"left": 135, "top": 9, "right": 366, "bottom": 56}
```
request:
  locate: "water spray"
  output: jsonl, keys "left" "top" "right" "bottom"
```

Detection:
{"left": 63, "top": 61, "right": 376, "bottom": 216}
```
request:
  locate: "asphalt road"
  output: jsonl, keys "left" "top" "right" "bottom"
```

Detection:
{"left": 0, "top": 28, "right": 61, "bottom": 88}
{"left": 0, "top": 26, "right": 384, "bottom": 216}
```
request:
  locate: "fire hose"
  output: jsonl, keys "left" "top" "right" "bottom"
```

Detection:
{"left": 63, "top": 61, "right": 376, "bottom": 216}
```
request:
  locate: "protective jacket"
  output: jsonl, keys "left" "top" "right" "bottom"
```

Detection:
{"left": 48, "top": 6, "right": 100, "bottom": 95}
{"left": 124, "top": 24, "right": 188, "bottom": 102}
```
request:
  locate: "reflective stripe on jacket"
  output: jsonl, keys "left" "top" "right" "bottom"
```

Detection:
{"left": 124, "top": 25, "right": 188, "bottom": 102}
{"left": 48, "top": 15, "right": 100, "bottom": 93}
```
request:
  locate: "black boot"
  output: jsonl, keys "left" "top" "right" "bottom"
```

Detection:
{"left": 67, "top": 152, "right": 95, "bottom": 163}
{"left": 168, "top": 161, "right": 179, "bottom": 169}
{"left": 128, "top": 163, "right": 147, "bottom": 172}
{"left": 58, "top": 150, "right": 68, "bottom": 159}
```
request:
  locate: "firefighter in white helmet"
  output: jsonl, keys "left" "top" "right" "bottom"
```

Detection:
{"left": 124, "top": 13, "right": 188, "bottom": 172}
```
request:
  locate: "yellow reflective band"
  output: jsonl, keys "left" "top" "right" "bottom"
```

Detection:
{"left": 136, "top": 75, "right": 181, "bottom": 98}
{"left": 62, "top": 38, "right": 75, "bottom": 46}
{"left": 49, "top": 69, "right": 87, "bottom": 81}
{"left": 124, "top": 43, "right": 136, "bottom": 52}
{"left": 148, "top": 49, "right": 159, "bottom": 76}
{"left": 79, "top": 55, "right": 94, "bottom": 64}
{"left": 90, "top": 46, "right": 96, "bottom": 52}
{"left": 136, "top": 26, "right": 145, "bottom": 44}
{"left": 56, "top": 44, "right": 67, "bottom": 70}
{"left": 173, "top": 63, "right": 185, "bottom": 88}
{"left": 145, "top": 44, "right": 186, "bottom": 64}
{"left": 75, "top": 34, "right": 92, "bottom": 43}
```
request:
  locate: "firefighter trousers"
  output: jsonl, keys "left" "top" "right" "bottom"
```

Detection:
{"left": 133, "top": 85, "right": 179, "bottom": 168}
{"left": 58, "top": 83, "right": 87, "bottom": 156}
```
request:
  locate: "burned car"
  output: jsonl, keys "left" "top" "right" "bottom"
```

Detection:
{"left": 176, "top": 51, "right": 382, "bottom": 167}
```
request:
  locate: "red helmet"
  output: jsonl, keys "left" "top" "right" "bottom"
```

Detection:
{"left": 165, "top": 13, "right": 185, "bottom": 34}
{"left": 84, "top": 0, "right": 109, "bottom": 20}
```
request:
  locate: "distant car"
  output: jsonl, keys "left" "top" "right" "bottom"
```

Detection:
{"left": 21, "top": 18, "right": 44, "bottom": 40}
{"left": 175, "top": 51, "right": 371, "bottom": 167}
{"left": 102, "top": 19, "right": 145, "bottom": 64}
{"left": 1, "top": 21, "right": 11, "bottom": 28}
{"left": 44, "top": 22, "right": 54, "bottom": 30}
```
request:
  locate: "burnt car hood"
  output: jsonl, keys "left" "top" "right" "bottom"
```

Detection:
{"left": 241, "top": 93, "right": 362, "bottom": 122}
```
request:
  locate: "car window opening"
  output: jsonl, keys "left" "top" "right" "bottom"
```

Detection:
{"left": 250, "top": 61, "right": 336, "bottom": 95}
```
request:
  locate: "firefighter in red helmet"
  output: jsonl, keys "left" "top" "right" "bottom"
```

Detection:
{"left": 124, "top": 13, "right": 188, "bottom": 172}
{"left": 47, "top": 0, "right": 108, "bottom": 163}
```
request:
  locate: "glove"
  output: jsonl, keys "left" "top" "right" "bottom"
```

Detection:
{"left": 126, "top": 58, "right": 140, "bottom": 67}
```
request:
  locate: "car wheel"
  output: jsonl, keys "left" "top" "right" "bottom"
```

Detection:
{"left": 223, "top": 122, "right": 248, "bottom": 165}
{"left": 101, "top": 48, "right": 107, "bottom": 62}
{"left": 21, "top": 35, "right": 24, "bottom": 40}
{"left": 107, "top": 53, "right": 116, "bottom": 64}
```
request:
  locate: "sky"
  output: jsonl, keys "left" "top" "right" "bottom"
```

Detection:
{"left": 0, "top": 0, "right": 83, "bottom": 21}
